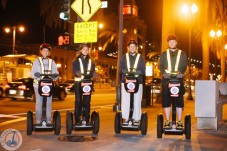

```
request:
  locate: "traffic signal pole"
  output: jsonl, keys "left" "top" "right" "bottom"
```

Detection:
{"left": 113, "top": 0, "right": 123, "bottom": 112}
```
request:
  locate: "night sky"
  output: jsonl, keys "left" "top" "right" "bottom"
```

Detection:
{"left": 0, "top": 0, "right": 162, "bottom": 46}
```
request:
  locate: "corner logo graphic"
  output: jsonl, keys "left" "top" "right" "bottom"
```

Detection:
{"left": 1, "top": 129, "right": 22, "bottom": 151}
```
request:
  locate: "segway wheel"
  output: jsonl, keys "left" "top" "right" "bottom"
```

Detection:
{"left": 157, "top": 113, "right": 163, "bottom": 138}
{"left": 184, "top": 114, "right": 191, "bottom": 139}
{"left": 140, "top": 112, "right": 148, "bottom": 135}
{"left": 66, "top": 111, "right": 73, "bottom": 135}
{"left": 27, "top": 111, "right": 33, "bottom": 135}
{"left": 114, "top": 111, "right": 122, "bottom": 134}
{"left": 92, "top": 111, "right": 100, "bottom": 135}
{"left": 54, "top": 111, "right": 61, "bottom": 135}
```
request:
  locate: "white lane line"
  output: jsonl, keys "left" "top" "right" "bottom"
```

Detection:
{"left": 0, "top": 104, "right": 113, "bottom": 126}
{"left": 0, "top": 117, "right": 26, "bottom": 126}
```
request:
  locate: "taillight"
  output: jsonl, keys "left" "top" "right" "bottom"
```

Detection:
{"left": 18, "top": 84, "right": 26, "bottom": 90}
{"left": 5, "top": 84, "right": 10, "bottom": 89}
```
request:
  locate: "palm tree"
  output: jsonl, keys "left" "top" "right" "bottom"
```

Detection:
{"left": 98, "top": 13, "right": 147, "bottom": 55}
{"left": 210, "top": 0, "right": 227, "bottom": 82}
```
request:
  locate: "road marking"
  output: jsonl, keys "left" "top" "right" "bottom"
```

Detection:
{"left": 0, "top": 117, "right": 26, "bottom": 126}
{"left": 0, "top": 104, "right": 113, "bottom": 126}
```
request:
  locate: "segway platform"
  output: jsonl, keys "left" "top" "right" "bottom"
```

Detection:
{"left": 156, "top": 73, "right": 191, "bottom": 139}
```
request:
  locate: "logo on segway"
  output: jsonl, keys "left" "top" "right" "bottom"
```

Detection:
{"left": 83, "top": 85, "right": 91, "bottom": 93}
{"left": 0, "top": 129, "right": 22, "bottom": 151}
{"left": 42, "top": 85, "right": 51, "bottom": 93}
{"left": 170, "top": 86, "right": 179, "bottom": 95}
{"left": 127, "top": 82, "right": 135, "bottom": 90}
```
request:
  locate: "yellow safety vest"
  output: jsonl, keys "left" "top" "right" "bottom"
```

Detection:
{"left": 74, "top": 58, "right": 92, "bottom": 81}
{"left": 34, "top": 57, "right": 52, "bottom": 84}
{"left": 126, "top": 53, "right": 140, "bottom": 77}
{"left": 165, "top": 49, "right": 182, "bottom": 73}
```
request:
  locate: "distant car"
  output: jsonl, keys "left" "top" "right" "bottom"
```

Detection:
{"left": 0, "top": 84, "right": 4, "bottom": 97}
{"left": 59, "top": 79, "right": 75, "bottom": 94}
{"left": 5, "top": 78, "right": 67, "bottom": 101}
{"left": 150, "top": 78, "right": 161, "bottom": 97}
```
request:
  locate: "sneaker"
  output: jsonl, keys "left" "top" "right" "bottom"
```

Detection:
{"left": 134, "top": 121, "right": 139, "bottom": 126}
{"left": 164, "top": 120, "right": 171, "bottom": 128}
{"left": 36, "top": 121, "right": 42, "bottom": 126}
{"left": 123, "top": 120, "right": 129, "bottom": 125}
{"left": 46, "top": 121, "right": 52, "bottom": 126}
{"left": 177, "top": 121, "right": 183, "bottom": 128}
{"left": 86, "top": 122, "right": 92, "bottom": 126}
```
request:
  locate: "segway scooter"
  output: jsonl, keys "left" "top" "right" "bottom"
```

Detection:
{"left": 114, "top": 69, "right": 148, "bottom": 135}
{"left": 27, "top": 71, "right": 61, "bottom": 135}
{"left": 157, "top": 72, "right": 191, "bottom": 139}
{"left": 66, "top": 74, "right": 100, "bottom": 135}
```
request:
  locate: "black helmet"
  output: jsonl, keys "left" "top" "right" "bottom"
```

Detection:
{"left": 127, "top": 40, "right": 138, "bottom": 46}
{"left": 79, "top": 43, "right": 89, "bottom": 50}
{"left": 40, "top": 43, "right": 51, "bottom": 50}
{"left": 167, "top": 34, "right": 178, "bottom": 42}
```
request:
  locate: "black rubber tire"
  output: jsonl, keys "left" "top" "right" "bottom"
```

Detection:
{"left": 66, "top": 111, "right": 73, "bottom": 135}
{"left": 27, "top": 111, "right": 33, "bottom": 135}
{"left": 140, "top": 112, "right": 148, "bottom": 135}
{"left": 157, "top": 113, "right": 163, "bottom": 138}
{"left": 92, "top": 111, "right": 100, "bottom": 135}
{"left": 185, "top": 114, "right": 191, "bottom": 139}
{"left": 54, "top": 111, "right": 61, "bottom": 135}
{"left": 114, "top": 111, "right": 121, "bottom": 134}
{"left": 91, "top": 111, "right": 95, "bottom": 123}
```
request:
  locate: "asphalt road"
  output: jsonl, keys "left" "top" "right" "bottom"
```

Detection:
{"left": 1, "top": 88, "right": 227, "bottom": 151}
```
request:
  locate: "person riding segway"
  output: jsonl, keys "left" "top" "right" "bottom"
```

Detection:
{"left": 114, "top": 40, "right": 148, "bottom": 135}
{"left": 66, "top": 43, "right": 99, "bottom": 135}
{"left": 27, "top": 43, "right": 61, "bottom": 135}
{"left": 157, "top": 34, "right": 191, "bottom": 139}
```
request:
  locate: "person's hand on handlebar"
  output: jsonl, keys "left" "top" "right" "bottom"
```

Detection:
{"left": 163, "top": 73, "right": 170, "bottom": 78}
{"left": 177, "top": 73, "right": 184, "bottom": 78}
{"left": 75, "top": 71, "right": 81, "bottom": 77}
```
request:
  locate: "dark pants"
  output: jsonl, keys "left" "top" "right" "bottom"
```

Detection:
{"left": 161, "top": 78, "right": 185, "bottom": 108}
{"left": 74, "top": 82, "right": 91, "bottom": 123}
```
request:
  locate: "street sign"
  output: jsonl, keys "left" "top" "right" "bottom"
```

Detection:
{"left": 71, "top": 0, "right": 102, "bottom": 22}
{"left": 74, "top": 21, "right": 98, "bottom": 43}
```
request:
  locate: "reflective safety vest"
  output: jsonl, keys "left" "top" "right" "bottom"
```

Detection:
{"left": 126, "top": 53, "right": 140, "bottom": 77}
{"left": 74, "top": 58, "right": 92, "bottom": 81}
{"left": 165, "top": 49, "right": 182, "bottom": 73}
{"left": 34, "top": 57, "right": 52, "bottom": 84}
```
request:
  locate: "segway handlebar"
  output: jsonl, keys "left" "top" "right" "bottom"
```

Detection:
{"left": 34, "top": 72, "right": 59, "bottom": 78}
{"left": 122, "top": 68, "right": 142, "bottom": 77}
{"left": 163, "top": 72, "right": 184, "bottom": 79}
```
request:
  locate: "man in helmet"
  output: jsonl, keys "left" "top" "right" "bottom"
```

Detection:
{"left": 72, "top": 43, "right": 95, "bottom": 125}
{"left": 120, "top": 40, "right": 146, "bottom": 125}
{"left": 159, "top": 34, "right": 188, "bottom": 128}
{"left": 30, "top": 43, "right": 59, "bottom": 125}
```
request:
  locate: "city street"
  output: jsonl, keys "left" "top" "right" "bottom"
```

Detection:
{"left": 0, "top": 87, "right": 227, "bottom": 151}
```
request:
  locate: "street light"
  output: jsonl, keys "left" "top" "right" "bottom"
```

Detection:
{"left": 4, "top": 26, "right": 25, "bottom": 54}
{"left": 181, "top": 3, "right": 198, "bottom": 100}
{"left": 209, "top": 29, "right": 222, "bottom": 80}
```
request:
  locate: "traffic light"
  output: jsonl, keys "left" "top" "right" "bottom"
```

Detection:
{"left": 59, "top": 0, "right": 71, "bottom": 21}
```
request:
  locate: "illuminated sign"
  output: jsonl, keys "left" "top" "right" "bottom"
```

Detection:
{"left": 74, "top": 21, "right": 98, "bottom": 43}
{"left": 71, "top": 0, "right": 102, "bottom": 22}
{"left": 58, "top": 35, "right": 70, "bottom": 45}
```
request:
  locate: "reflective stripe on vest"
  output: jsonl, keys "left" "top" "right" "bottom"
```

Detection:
{"left": 76, "top": 58, "right": 92, "bottom": 81}
{"left": 38, "top": 57, "right": 52, "bottom": 78}
{"left": 166, "top": 49, "right": 182, "bottom": 73}
{"left": 126, "top": 53, "right": 141, "bottom": 71}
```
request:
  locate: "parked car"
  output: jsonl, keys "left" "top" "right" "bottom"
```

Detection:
{"left": 150, "top": 78, "right": 161, "bottom": 97}
{"left": 5, "top": 78, "right": 67, "bottom": 101}
{"left": 59, "top": 79, "right": 75, "bottom": 94}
